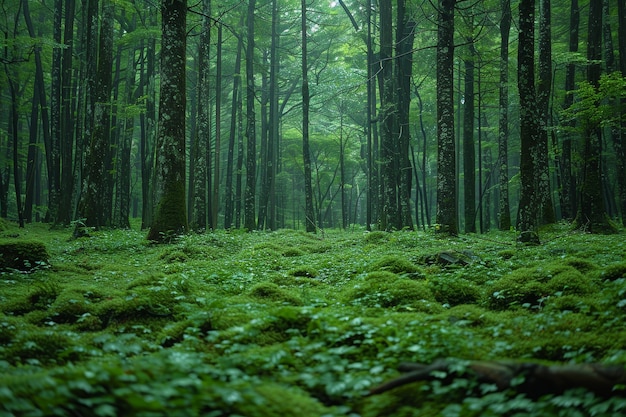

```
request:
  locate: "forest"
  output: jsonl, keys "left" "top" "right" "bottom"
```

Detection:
{"left": 2, "top": 0, "right": 626, "bottom": 415}
{"left": 0, "top": 0, "right": 623, "bottom": 237}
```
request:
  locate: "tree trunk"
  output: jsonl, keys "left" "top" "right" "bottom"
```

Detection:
{"left": 191, "top": 0, "right": 210, "bottom": 231}
{"left": 536, "top": 0, "right": 555, "bottom": 224}
{"left": 517, "top": 0, "right": 541, "bottom": 244}
{"left": 78, "top": 0, "right": 114, "bottom": 230}
{"left": 560, "top": 0, "right": 579, "bottom": 220}
{"left": 498, "top": 0, "right": 512, "bottom": 230}
{"left": 244, "top": 0, "right": 257, "bottom": 231}
{"left": 615, "top": 0, "right": 626, "bottom": 224}
{"left": 302, "top": 0, "right": 316, "bottom": 233}
{"left": 574, "top": 0, "right": 616, "bottom": 233}
{"left": 147, "top": 0, "right": 188, "bottom": 241}
{"left": 224, "top": 15, "right": 244, "bottom": 229}
{"left": 436, "top": 0, "right": 457, "bottom": 236}
{"left": 463, "top": 41, "right": 476, "bottom": 233}
{"left": 212, "top": 23, "right": 223, "bottom": 230}
{"left": 396, "top": 0, "right": 415, "bottom": 230}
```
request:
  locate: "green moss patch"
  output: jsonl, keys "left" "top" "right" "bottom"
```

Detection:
{"left": 0, "top": 239, "right": 49, "bottom": 271}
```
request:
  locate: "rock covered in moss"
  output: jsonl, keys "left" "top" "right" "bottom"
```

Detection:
{"left": 0, "top": 239, "right": 49, "bottom": 272}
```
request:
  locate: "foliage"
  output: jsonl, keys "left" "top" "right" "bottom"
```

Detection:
{"left": 0, "top": 239, "right": 49, "bottom": 271}
{"left": 0, "top": 222, "right": 625, "bottom": 416}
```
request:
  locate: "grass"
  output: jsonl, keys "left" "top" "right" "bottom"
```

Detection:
{"left": 1, "top": 221, "right": 626, "bottom": 416}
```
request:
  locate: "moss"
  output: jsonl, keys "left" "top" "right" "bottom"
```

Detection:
{"left": 364, "top": 230, "right": 388, "bottom": 243}
{"left": 7, "top": 330, "right": 78, "bottom": 365}
{"left": 234, "top": 383, "right": 330, "bottom": 417}
{"left": 146, "top": 181, "right": 188, "bottom": 242}
{"left": 345, "top": 272, "right": 438, "bottom": 311}
{"left": 248, "top": 282, "right": 303, "bottom": 305}
{"left": 428, "top": 276, "right": 481, "bottom": 306}
{"left": 498, "top": 249, "right": 516, "bottom": 260}
{"left": 282, "top": 247, "right": 304, "bottom": 257}
{"left": 288, "top": 266, "right": 318, "bottom": 278}
{"left": 486, "top": 262, "right": 596, "bottom": 310}
{"left": 0, "top": 239, "right": 49, "bottom": 271}
{"left": 601, "top": 262, "right": 626, "bottom": 281}
{"left": 369, "top": 255, "right": 422, "bottom": 276}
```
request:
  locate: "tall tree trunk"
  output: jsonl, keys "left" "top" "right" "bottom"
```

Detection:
{"left": 48, "top": 0, "right": 63, "bottom": 223}
{"left": 615, "top": 0, "right": 626, "bottom": 224}
{"left": 379, "top": 0, "right": 396, "bottom": 230}
{"left": 147, "top": 0, "right": 188, "bottom": 241}
{"left": 244, "top": 0, "right": 257, "bottom": 231}
{"left": 212, "top": 23, "right": 223, "bottom": 229}
{"left": 536, "top": 0, "right": 555, "bottom": 224}
{"left": 191, "top": 0, "right": 210, "bottom": 231}
{"left": 517, "top": 0, "right": 541, "bottom": 244}
{"left": 574, "top": 0, "right": 616, "bottom": 233}
{"left": 302, "top": 0, "right": 316, "bottom": 233}
{"left": 78, "top": 0, "right": 114, "bottom": 229}
{"left": 224, "top": 16, "right": 244, "bottom": 229}
{"left": 560, "top": 0, "right": 579, "bottom": 220}
{"left": 498, "top": 0, "right": 512, "bottom": 230}
{"left": 57, "top": 0, "right": 76, "bottom": 225}
{"left": 463, "top": 41, "right": 476, "bottom": 233}
{"left": 436, "top": 0, "right": 457, "bottom": 235}
{"left": 396, "top": 0, "right": 415, "bottom": 230}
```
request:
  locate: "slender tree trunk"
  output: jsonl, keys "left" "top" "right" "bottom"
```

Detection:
{"left": 379, "top": 0, "right": 396, "bottom": 230}
{"left": 244, "top": 0, "right": 258, "bottom": 231}
{"left": 463, "top": 41, "right": 476, "bottom": 233}
{"left": 224, "top": 17, "right": 244, "bottom": 229}
{"left": 436, "top": 0, "right": 457, "bottom": 235}
{"left": 396, "top": 0, "right": 415, "bottom": 230}
{"left": 302, "top": 0, "right": 316, "bottom": 233}
{"left": 498, "top": 0, "right": 512, "bottom": 230}
{"left": 517, "top": 0, "right": 541, "bottom": 244}
{"left": 212, "top": 23, "right": 223, "bottom": 230}
{"left": 536, "top": 0, "right": 555, "bottom": 224}
{"left": 615, "top": 0, "right": 626, "bottom": 224}
{"left": 147, "top": 0, "right": 188, "bottom": 241}
{"left": 78, "top": 0, "right": 114, "bottom": 229}
{"left": 560, "top": 0, "right": 579, "bottom": 220}
{"left": 48, "top": 0, "right": 63, "bottom": 223}
{"left": 575, "top": 0, "right": 616, "bottom": 233}
{"left": 191, "top": 0, "right": 210, "bottom": 231}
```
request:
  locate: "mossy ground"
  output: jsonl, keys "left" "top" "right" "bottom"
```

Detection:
{"left": 1, "top": 221, "right": 626, "bottom": 416}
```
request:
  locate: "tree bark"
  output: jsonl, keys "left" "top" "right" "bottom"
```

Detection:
{"left": 436, "top": 0, "right": 457, "bottom": 235}
{"left": 302, "top": 0, "right": 316, "bottom": 233}
{"left": 517, "top": 0, "right": 540, "bottom": 244}
{"left": 147, "top": 0, "right": 188, "bottom": 241}
{"left": 463, "top": 40, "right": 476, "bottom": 233}
{"left": 536, "top": 0, "right": 555, "bottom": 224}
{"left": 244, "top": 0, "right": 258, "bottom": 231}
{"left": 497, "top": 0, "right": 511, "bottom": 230}
{"left": 574, "top": 0, "right": 616, "bottom": 233}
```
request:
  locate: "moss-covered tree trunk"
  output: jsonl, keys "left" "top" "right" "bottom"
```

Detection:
{"left": 244, "top": 0, "right": 257, "bottom": 231}
{"left": 147, "top": 0, "right": 188, "bottom": 242}
{"left": 302, "top": 0, "right": 316, "bottom": 233}
{"left": 517, "top": 0, "right": 540, "bottom": 244}
{"left": 435, "top": 0, "right": 457, "bottom": 236}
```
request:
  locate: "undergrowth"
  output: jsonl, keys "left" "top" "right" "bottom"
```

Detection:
{"left": 0, "top": 221, "right": 625, "bottom": 416}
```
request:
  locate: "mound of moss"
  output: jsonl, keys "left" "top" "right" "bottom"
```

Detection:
{"left": 345, "top": 271, "right": 439, "bottom": 312}
{"left": 486, "top": 262, "right": 597, "bottom": 310}
{"left": 0, "top": 239, "right": 49, "bottom": 271}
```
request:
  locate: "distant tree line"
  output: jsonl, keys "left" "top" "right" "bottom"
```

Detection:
{"left": 0, "top": 0, "right": 624, "bottom": 242}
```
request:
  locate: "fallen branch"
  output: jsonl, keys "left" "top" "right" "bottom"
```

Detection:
{"left": 367, "top": 358, "right": 626, "bottom": 398}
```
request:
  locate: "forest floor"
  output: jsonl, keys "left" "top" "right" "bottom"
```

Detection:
{"left": 1, "top": 220, "right": 626, "bottom": 416}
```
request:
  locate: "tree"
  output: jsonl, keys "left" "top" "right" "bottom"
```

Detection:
{"left": 243, "top": 0, "right": 257, "bottom": 231}
{"left": 517, "top": 0, "right": 540, "bottom": 244}
{"left": 147, "top": 0, "right": 188, "bottom": 241}
{"left": 302, "top": 0, "right": 316, "bottom": 233}
{"left": 536, "top": 0, "right": 555, "bottom": 224}
{"left": 497, "top": 0, "right": 512, "bottom": 230}
{"left": 77, "top": 0, "right": 114, "bottom": 230}
{"left": 463, "top": 40, "right": 476, "bottom": 233}
{"left": 436, "top": 0, "right": 457, "bottom": 235}
{"left": 573, "top": 0, "right": 616, "bottom": 233}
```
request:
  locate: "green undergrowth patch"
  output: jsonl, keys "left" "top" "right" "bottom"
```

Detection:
{"left": 0, "top": 222, "right": 625, "bottom": 416}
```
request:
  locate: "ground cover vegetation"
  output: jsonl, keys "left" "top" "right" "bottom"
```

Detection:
{"left": 1, "top": 221, "right": 626, "bottom": 416}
